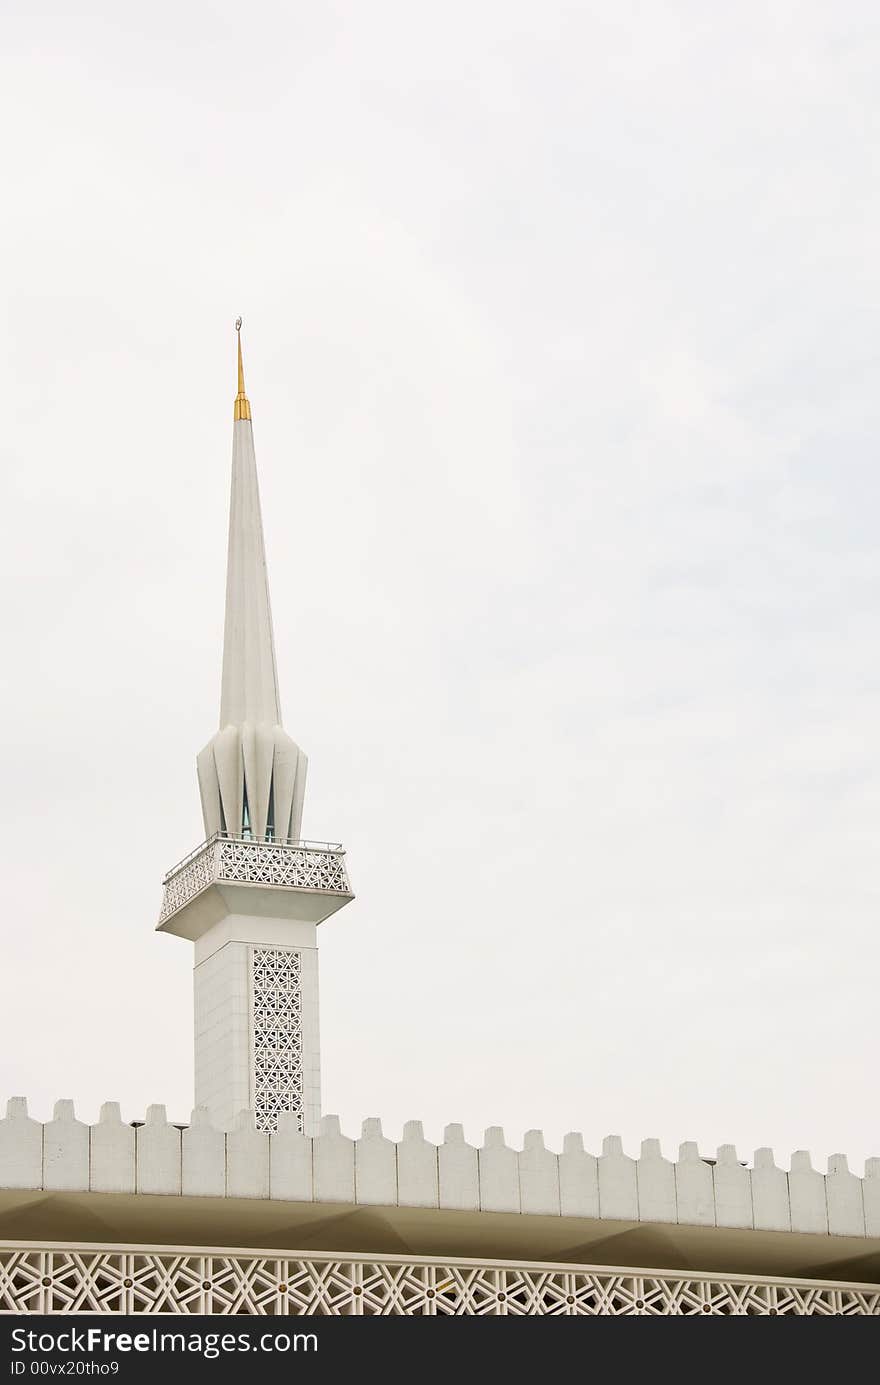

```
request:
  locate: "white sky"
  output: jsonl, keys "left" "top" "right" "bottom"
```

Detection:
{"left": 1, "top": 1, "right": 878, "bottom": 1171}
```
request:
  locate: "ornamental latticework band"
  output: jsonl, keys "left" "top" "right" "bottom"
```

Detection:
{"left": 0, "top": 1245, "right": 877, "bottom": 1315}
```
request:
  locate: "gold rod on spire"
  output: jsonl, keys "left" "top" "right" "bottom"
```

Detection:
{"left": 234, "top": 316, "right": 252, "bottom": 421}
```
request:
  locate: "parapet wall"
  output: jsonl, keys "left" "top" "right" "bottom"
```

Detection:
{"left": 1, "top": 1099, "right": 878, "bottom": 1240}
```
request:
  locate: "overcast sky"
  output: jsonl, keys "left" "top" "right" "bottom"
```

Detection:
{"left": 1, "top": 2, "right": 878, "bottom": 1171}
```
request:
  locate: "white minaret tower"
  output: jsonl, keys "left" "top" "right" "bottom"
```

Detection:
{"left": 157, "top": 321, "right": 353, "bottom": 1135}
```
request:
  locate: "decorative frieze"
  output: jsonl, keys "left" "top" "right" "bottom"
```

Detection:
{"left": 0, "top": 1242, "right": 877, "bottom": 1315}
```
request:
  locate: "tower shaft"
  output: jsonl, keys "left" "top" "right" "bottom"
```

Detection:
{"left": 194, "top": 912, "right": 321, "bottom": 1135}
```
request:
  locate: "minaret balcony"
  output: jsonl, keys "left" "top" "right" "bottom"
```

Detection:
{"left": 157, "top": 832, "right": 354, "bottom": 940}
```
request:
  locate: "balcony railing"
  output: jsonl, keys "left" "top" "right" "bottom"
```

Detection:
{"left": 159, "top": 832, "right": 352, "bottom": 924}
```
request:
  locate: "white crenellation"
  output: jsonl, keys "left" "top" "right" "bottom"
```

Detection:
{"left": 751, "top": 1148, "right": 790, "bottom": 1232}
{"left": 559, "top": 1132, "right": 599, "bottom": 1219}
{"left": 438, "top": 1124, "right": 479, "bottom": 1212}
{"left": 356, "top": 1118, "right": 397, "bottom": 1207}
{"left": 0, "top": 1099, "right": 42, "bottom": 1191}
{"left": 136, "top": 1105, "right": 181, "bottom": 1196}
{"left": 90, "top": 1103, "right": 135, "bottom": 1194}
{"left": 713, "top": 1144, "right": 753, "bottom": 1230}
{"left": 826, "top": 1153, "right": 865, "bottom": 1237}
{"left": 598, "top": 1135, "right": 638, "bottom": 1221}
{"left": 270, "top": 1110, "right": 312, "bottom": 1201}
{"left": 674, "top": 1141, "right": 715, "bottom": 1226}
{"left": 397, "top": 1121, "right": 439, "bottom": 1209}
{"left": 181, "top": 1106, "right": 225, "bottom": 1198}
{"left": 870, "top": 1152, "right": 880, "bottom": 1240}
{"left": 313, "top": 1114, "right": 355, "bottom": 1205}
{"left": 43, "top": 1101, "right": 88, "bottom": 1193}
{"left": 227, "top": 1110, "right": 270, "bottom": 1199}
{"left": 519, "top": 1130, "right": 560, "bottom": 1216}
{"left": 637, "top": 1138, "right": 676, "bottom": 1224}
{"left": 479, "top": 1127, "right": 520, "bottom": 1214}
{"left": 864, "top": 1158, "right": 880, "bottom": 1238}
{"left": 1, "top": 1101, "right": 878, "bottom": 1242}
{"left": 789, "top": 1149, "right": 828, "bottom": 1234}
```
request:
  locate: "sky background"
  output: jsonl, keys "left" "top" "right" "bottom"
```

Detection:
{"left": 1, "top": 1, "right": 878, "bottom": 1171}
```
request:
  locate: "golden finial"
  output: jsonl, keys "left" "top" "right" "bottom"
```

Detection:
{"left": 234, "top": 317, "right": 251, "bottom": 421}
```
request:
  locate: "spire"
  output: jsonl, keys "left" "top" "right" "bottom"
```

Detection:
{"left": 220, "top": 320, "right": 280, "bottom": 727}
{"left": 234, "top": 316, "right": 251, "bottom": 421}
{"left": 196, "top": 321, "right": 307, "bottom": 845}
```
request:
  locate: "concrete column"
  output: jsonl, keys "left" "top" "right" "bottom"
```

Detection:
{"left": 193, "top": 914, "right": 321, "bottom": 1134}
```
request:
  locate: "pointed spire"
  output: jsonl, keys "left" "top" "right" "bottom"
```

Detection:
{"left": 234, "top": 316, "right": 251, "bottom": 421}
{"left": 195, "top": 322, "right": 307, "bottom": 844}
{"left": 220, "top": 321, "right": 281, "bottom": 727}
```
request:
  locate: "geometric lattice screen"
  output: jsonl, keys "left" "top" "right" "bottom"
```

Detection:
{"left": 1, "top": 1247, "right": 878, "bottom": 1315}
{"left": 251, "top": 947, "right": 303, "bottom": 1134}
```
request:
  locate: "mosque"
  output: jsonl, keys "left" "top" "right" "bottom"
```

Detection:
{"left": 0, "top": 328, "right": 877, "bottom": 1314}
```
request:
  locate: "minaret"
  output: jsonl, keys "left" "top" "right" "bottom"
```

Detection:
{"left": 157, "top": 321, "right": 353, "bottom": 1135}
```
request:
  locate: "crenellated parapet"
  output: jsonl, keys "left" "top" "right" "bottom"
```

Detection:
{"left": 1, "top": 1098, "right": 878, "bottom": 1241}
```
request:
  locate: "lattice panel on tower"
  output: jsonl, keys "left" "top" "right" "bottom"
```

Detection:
{"left": 158, "top": 846, "right": 216, "bottom": 922}
{"left": 1, "top": 1245, "right": 878, "bottom": 1315}
{"left": 219, "top": 839, "right": 349, "bottom": 891}
{"left": 251, "top": 947, "right": 304, "bottom": 1133}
